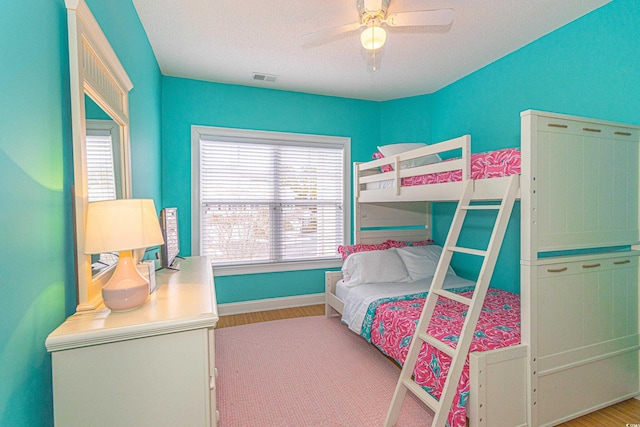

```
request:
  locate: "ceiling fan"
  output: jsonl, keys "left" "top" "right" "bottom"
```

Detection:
{"left": 302, "top": 0, "right": 454, "bottom": 52}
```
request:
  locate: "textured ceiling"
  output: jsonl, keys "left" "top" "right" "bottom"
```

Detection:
{"left": 132, "top": 0, "right": 611, "bottom": 101}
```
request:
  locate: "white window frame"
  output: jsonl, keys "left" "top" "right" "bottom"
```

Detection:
{"left": 192, "top": 125, "right": 350, "bottom": 276}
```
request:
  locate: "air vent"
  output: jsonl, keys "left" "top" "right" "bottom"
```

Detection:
{"left": 252, "top": 72, "right": 278, "bottom": 83}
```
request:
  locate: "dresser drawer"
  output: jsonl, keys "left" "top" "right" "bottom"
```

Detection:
{"left": 536, "top": 254, "right": 637, "bottom": 279}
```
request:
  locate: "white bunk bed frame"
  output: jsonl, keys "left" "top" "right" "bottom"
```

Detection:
{"left": 325, "top": 110, "right": 640, "bottom": 426}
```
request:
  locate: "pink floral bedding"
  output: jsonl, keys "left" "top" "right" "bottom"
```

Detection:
{"left": 361, "top": 287, "right": 521, "bottom": 427}
{"left": 372, "top": 147, "right": 521, "bottom": 186}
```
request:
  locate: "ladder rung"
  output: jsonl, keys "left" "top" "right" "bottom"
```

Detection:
{"left": 418, "top": 332, "right": 456, "bottom": 357}
{"left": 449, "top": 246, "right": 487, "bottom": 257}
{"left": 432, "top": 288, "right": 473, "bottom": 306}
{"left": 461, "top": 204, "right": 501, "bottom": 210}
{"left": 402, "top": 378, "right": 441, "bottom": 412}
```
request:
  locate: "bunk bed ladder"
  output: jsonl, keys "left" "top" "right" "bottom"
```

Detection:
{"left": 384, "top": 174, "right": 519, "bottom": 427}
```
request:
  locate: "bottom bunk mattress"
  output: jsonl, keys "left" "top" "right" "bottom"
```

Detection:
{"left": 360, "top": 287, "right": 521, "bottom": 427}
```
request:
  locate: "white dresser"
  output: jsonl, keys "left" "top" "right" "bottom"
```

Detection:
{"left": 46, "top": 256, "right": 219, "bottom": 426}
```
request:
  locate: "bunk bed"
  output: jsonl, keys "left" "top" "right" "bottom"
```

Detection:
{"left": 326, "top": 110, "right": 640, "bottom": 427}
{"left": 327, "top": 134, "right": 527, "bottom": 427}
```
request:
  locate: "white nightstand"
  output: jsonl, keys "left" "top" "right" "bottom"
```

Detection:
{"left": 46, "top": 256, "right": 219, "bottom": 426}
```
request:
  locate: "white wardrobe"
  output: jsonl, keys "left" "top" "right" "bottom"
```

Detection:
{"left": 520, "top": 110, "right": 640, "bottom": 426}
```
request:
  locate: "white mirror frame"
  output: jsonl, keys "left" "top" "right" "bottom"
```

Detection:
{"left": 66, "top": 0, "right": 133, "bottom": 311}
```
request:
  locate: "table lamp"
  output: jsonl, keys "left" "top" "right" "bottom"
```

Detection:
{"left": 84, "top": 199, "right": 164, "bottom": 311}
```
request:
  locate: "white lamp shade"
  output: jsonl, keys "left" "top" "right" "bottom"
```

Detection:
{"left": 361, "top": 25, "right": 386, "bottom": 50}
{"left": 85, "top": 199, "right": 164, "bottom": 254}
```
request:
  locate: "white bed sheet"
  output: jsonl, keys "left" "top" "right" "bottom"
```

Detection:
{"left": 341, "top": 274, "right": 474, "bottom": 334}
{"left": 335, "top": 279, "right": 351, "bottom": 301}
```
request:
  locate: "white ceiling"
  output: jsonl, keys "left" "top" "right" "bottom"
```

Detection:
{"left": 132, "top": 0, "right": 611, "bottom": 102}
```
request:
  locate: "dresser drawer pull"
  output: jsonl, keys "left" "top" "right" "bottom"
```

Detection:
{"left": 547, "top": 267, "right": 567, "bottom": 273}
{"left": 613, "top": 259, "right": 631, "bottom": 265}
{"left": 214, "top": 367, "right": 218, "bottom": 378}
{"left": 582, "top": 263, "right": 601, "bottom": 269}
{"left": 614, "top": 131, "right": 632, "bottom": 136}
{"left": 582, "top": 127, "right": 601, "bottom": 133}
{"left": 209, "top": 376, "right": 215, "bottom": 390}
{"left": 547, "top": 123, "right": 568, "bottom": 128}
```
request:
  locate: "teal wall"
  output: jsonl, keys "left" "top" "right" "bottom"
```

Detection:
{"left": 379, "top": 0, "right": 640, "bottom": 293}
{"left": 161, "top": 77, "right": 380, "bottom": 303}
{"left": 0, "top": 2, "right": 69, "bottom": 424}
{"left": 0, "top": 0, "right": 161, "bottom": 425}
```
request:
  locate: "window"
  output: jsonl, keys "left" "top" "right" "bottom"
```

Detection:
{"left": 192, "top": 126, "right": 350, "bottom": 275}
{"left": 85, "top": 120, "right": 122, "bottom": 202}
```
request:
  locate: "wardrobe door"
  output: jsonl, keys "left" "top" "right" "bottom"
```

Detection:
{"left": 532, "top": 254, "right": 639, "bottom": 425}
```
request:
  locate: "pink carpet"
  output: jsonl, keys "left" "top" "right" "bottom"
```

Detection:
{"left": 216, "top": 315, "right": 434, "bottom": 426}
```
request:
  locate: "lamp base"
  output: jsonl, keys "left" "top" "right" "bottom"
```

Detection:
{"left": 102, "top": 250, "right": 150, "bottom": 311}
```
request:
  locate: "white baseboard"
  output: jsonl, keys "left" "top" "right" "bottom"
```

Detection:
{"left": 217, "top": 293, "right": 325, "bottom": 316}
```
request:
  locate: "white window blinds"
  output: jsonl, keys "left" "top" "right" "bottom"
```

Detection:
{"left": 86, "top": 133, "right": 117, "bottom": 202}
{"left": 198, "top": 132, "right": 346, "bottom": 268}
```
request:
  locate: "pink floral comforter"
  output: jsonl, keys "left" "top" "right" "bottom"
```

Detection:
{"left": 361, "top": 287, "right": 520, "bottom": 427}
{"left": 373, "top": 147, "right": 521, "bottom": 186}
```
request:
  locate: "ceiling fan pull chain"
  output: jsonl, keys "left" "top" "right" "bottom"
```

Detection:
{"left": 372, "top": 47, "right": 378, "bottom": 72}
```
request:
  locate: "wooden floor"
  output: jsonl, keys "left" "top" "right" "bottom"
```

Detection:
{"left": 217, "top": 304, "right": 640, "bottom": 426}
{"left": 216, "top": 304, "right": 325, "bottom": 329}
{"left": 557, "top": 397, "right": 640, "bottom": 426}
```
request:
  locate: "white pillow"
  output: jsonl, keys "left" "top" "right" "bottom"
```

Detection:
{"left": 395, "top": 245, "right": 455, "bottom": 281}
{"left": 378, "top": 143, "right": 426, "bottom": 156}
{"left": 342, "top": 249, "right": 411, "bottom": 287}
{"left": 377, "top": 143, "right": 442, "bottom": 169}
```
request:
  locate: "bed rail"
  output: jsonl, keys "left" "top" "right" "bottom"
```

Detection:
{"left": 355, "top": 135, "right": 470, "bottom": 203}
{"left": 325, "top": 271, "right": 343, "bottom": 318}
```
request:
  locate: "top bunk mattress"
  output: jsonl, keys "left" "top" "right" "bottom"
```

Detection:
{"left": 355, "top": 135, "right": 521, "bottom": 202}
{"left": 369, "top": 147, "right": 521, "bottom": 189}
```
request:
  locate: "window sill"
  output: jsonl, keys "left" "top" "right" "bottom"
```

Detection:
{"left": 211, "top": 259, "right": 342, "bottom": 276}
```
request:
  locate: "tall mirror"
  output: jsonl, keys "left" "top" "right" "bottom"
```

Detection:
{"left": 66, "top": 0, "right": 133, "bottom": 311}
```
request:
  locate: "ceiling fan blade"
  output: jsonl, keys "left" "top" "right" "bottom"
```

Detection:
{"left": 385, "top": 8, "right": 454, "bottom": 27}
{"left": 301, "top": 22, "right": 362, "bottom": 45}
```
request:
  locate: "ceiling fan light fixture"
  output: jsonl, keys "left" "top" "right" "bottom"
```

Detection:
{"left": 360, "top": 25, "right": 386, "bottom": 50}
